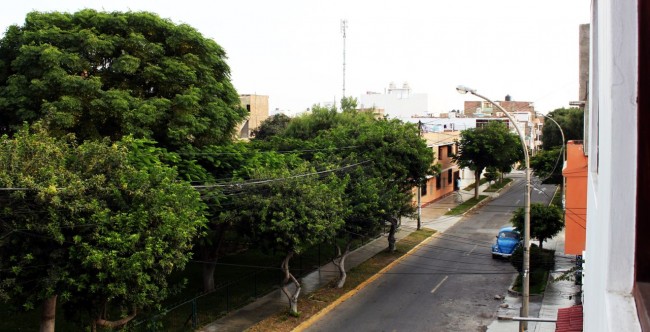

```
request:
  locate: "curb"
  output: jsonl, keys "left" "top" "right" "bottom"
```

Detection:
{"left": 292, "top": 230, "right": 439, "bottom": 332}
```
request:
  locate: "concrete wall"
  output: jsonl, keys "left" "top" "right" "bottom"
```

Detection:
{"left": 239, "top": 94, "right": 269, "bottom": 138}
{"left": 359, "top": 91, "right": 428, "bottom": 120}
{"left": 583, "top": 0, "right": 641, "bottom": 330}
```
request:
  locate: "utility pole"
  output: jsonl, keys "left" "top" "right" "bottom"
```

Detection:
{"left": 417, "top": 120, "right": 423, "bottom": 230}
{"left": 341, "top": 19, "right": 347, "bottom": 98}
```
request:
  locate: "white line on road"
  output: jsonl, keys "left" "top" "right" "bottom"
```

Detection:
{"left": 431, "top": 275, "right": 449, "bottom": 294}
{"left": 466, "top": 244, "right": 478, "bottom": 256}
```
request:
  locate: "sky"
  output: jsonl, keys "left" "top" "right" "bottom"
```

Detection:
{"left": 0, "top": 0, "right": 591, "bottom": 116}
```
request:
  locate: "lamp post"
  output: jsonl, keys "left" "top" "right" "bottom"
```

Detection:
{"left": 535, "top": 112, "right": 566, "bottom": 208}
{"left": 456, "top": 85, "right": 531, "bottom": 331}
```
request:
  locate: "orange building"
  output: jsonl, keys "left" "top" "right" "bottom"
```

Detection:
{"left": 412, "top": 131, "right": 461, "bottom": 206}
{"left": 562, "top": 140, "right": 588, "bottom": 255}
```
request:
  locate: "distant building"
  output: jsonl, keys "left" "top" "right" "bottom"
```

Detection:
{"left": 462, "top": 97, "right": 542, "bottom": 153}
{"left": 359, "top": 82, "right": 428, "bottom": 120}
{"left": 238, "top": 94, "right": 269, "bottom": 139}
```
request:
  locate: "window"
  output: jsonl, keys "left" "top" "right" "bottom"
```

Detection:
{"left": 436, "top": 175, "right": 441, "bottom": 189}
{"left": 448, "top": 169, "right": 452, "bottom": 184}
{"left": 421, "top": 182, "right": 427, "bottom": 196}
{"left": 447, "top": 145, "right": 453, "bottom": 158}
{"left": 438, "top": 146, "right": 444, "bottom": 159}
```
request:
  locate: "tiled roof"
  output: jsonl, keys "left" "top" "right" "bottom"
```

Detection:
{"left": 556, "top": 305, "right": 583, "bottom": 332}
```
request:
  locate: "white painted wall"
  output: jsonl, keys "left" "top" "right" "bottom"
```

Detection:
{"left": 583, "top": 0, "right": 641, "bottom": 331}
{"left": 359, "top": 91, "right": 428, "bottom": 120}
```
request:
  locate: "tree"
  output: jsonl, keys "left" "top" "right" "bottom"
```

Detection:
{"left": 541, "top": 108, "right": 584, "bottom": 149}
{"left": 511, "top": 203, "right": 564, "bottom": 248}
{"left": 0, "top": 127, "right": 207, "bottom": 331}
{"left": 258, "top": 107, "right": 437, "bottom": 256}
{"left": 234, "top": 164, "right": 348, "bottom": 315}
{"left": 530, "top": 147, "right": 564, "bottom": 184}
{"left": 453, "top": 121, "right": 521, "bottom": 199}
{"left": 340, "top": 96, "right": 358, "bottom": 112}
{"left": 0, "top": 10, "right": 246, "bottom": 150}
{"left": 251, "top": 113, "right": 292, "bottom": 140}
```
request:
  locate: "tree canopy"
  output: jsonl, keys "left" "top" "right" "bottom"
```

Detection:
{"left": 530, "top": 147, "right": 564, "bottom": 184}
{"left": 0, "top": 10, "right": 246, "bottom": 149}
{"left": 233, "top": 163, "right": 348, "bottom": 314}
{"left": 511, "top": 203, "right": 564, "bottom": 248}
{"left": 541, "top": 108, "right": 584, "bottom": 149}
{"left": 453, "top": 121, "right": 522, "bottom": 198}
{"left": 0, "top": 127, "right": 207, "bottom": 330}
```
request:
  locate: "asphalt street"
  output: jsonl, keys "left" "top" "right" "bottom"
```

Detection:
{"left": 305, "top": 174, "right": 555, "bottom": 332}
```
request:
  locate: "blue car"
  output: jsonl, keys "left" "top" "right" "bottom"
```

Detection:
{"left": 491, "top": 226, "right": 521, "bottom": 258}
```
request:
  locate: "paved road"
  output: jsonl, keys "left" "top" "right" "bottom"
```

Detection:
{"left": 305, "top": 175, "right": 555, "bottom": 332}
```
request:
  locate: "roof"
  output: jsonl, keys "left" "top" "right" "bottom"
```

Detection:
{"left": 499, "top": 226, "right": 517, "bottom": 233}
{"left": 555, "top": 305, "right": 583, "bottom": 332}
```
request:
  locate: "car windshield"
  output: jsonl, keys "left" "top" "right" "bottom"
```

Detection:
{"left": 499, "top": 231, "right": 519, "bottom": 239}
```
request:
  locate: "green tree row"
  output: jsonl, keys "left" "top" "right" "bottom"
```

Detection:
{"left": 0, "top": 10, "right": 436, "bottom": 330}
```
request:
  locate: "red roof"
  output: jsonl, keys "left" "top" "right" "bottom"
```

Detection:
{"left": 556, "top": 305, "right": 583, "bottom": 332}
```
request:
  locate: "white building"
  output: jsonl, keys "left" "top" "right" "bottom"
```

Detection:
{"left": 582, "top": 0, "right": 647, "bottom": 331}
{"left": 358, "top": 82, "right": 428, "bottom": 120}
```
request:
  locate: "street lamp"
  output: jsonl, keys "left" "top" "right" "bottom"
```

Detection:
{"left": 456, "top": 85, "right": 531, "bottom": 331}
{"left": 535, "top": 112, "right": 565, "bottom": 208}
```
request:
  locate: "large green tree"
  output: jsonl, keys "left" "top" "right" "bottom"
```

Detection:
{"left": 0, "top": 127, "right": 207, "bottom": 331}
{"left": 511, "top": 203, "right": 564, "bottom": 248}
{"left": 453, "top": 121, "right": 522, "bottom": 199}
{"left": 0, "top": 10, "right": 246, "bottom": 150}
{"left": 234, "top": 164, "right": 348, "bottom": 315}
{"left": 254, "top": 106, "right": 436, "bottom": 255}
{"left": 541, "top": 108, "right": 584, "bottom": 149}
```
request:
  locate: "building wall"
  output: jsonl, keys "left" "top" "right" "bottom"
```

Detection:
{"left": 359, "top": 83, "right": 428, "bottom": 120}
{"left": 562, "top": 141, "right": 588, "bottom": 255}
{"left": 412, "top": 132, "right": 461, "bottom": 206}
{"left": 583, "top": 0, "right": 641, "bottom": 331}
{"left": 238, "top": 94, "right": 269, "bottom": 138}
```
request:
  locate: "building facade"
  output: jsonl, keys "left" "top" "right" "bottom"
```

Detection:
{"left": 581, "top": 0, "right": 647, "bottom": 330}
{"left": 412, "top": 131, "right": 461, "bottom": 206}
{"left": 238, "top": 94, "right": 269, "bottom": 139}
{"left": 562, "top": 140, "right": 588, "bottom": 256}
{"left": 358, "top": 82, "right": 428, "bottom": 120}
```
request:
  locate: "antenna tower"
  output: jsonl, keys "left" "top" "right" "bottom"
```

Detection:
{"left": 341, "top": 19, "right": 348, "bottom": 98}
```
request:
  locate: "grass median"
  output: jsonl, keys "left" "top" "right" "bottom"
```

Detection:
{"left": 445, "top": 195, "right": 488, "bottom": 215}
{"left": 246, "top": 228, "right": 436, "bottom": 332}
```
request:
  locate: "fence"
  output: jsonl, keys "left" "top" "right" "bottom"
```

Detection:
{"left": 129, "top": 236, "right": 380, "bottom": 331}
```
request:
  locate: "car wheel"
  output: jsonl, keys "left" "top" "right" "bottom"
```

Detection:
{"left": 492, "top": 254, "right": 498, "bottom": 259}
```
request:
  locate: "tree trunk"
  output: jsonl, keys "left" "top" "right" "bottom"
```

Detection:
{"left": 387, "top": 218, "right": 398, "bottom": 252}
{"left": 94, "top": 305, "right": 137, "bottom": 329}
{"left": 40, "top": 295, "right": 57, "bottom": 332}
{"left": 333, "top": 242, "right": 352, "bottom": 288}
{"left": 280, "top": 251, "right": 301, "bottom": 315}
{"left": 202, "top": 261, "right": 217, "bottom": 292}
{"left": 474, "top": 169, "right": 482, "bottom": 199}
{"left": 201, "top": 224, "right": 226, "bottom": 293}
{"left": 539, "top": 239, "right": 544, "bottom": 249}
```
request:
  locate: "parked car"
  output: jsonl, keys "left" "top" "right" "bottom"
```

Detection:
{"left": 491, "top": 226, "right": 521, "bottom": 258}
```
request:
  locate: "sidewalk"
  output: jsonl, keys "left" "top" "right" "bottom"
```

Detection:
{"left": 199, "top": 178, "right": 491, "bottom": 332}
{"left": 487, "top": 229, "right": 583, "bottom": 332}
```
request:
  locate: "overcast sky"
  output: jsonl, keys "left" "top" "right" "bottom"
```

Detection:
{"left": 0, "top": 0, "right": 590, "bottom": 115}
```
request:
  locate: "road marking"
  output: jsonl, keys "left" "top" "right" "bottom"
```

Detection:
{"left": 431, "top": 275, "right": 449, "bottom": 294}
{"left": 466, "top": 244, "right": 478, "bottom": 256}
